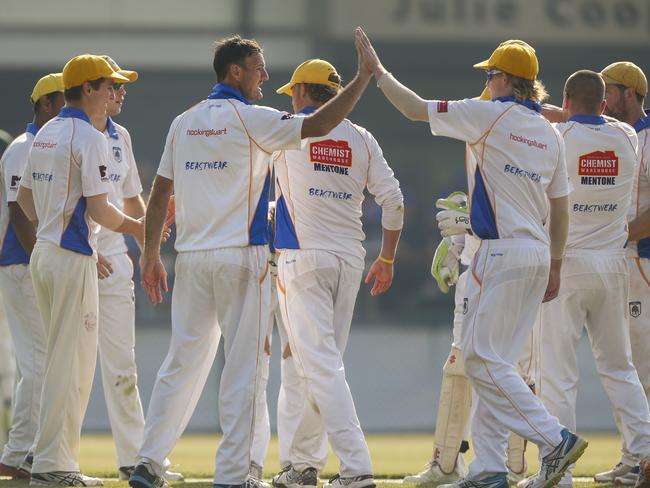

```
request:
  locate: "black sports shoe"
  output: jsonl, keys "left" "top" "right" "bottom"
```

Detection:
{"left": 128, "top": 462, "right": 169, "bottom": 488}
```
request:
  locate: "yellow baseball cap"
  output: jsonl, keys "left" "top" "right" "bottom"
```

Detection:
{"left": 277, "top": 59, "right": 341, "bottom": 96}
{"left": 600, "top": 62, "right": 647, "bottom": 97}
{"left": 62, "top": 54, "right": 130, "bottom": 89}
{"left": 101, "top": 55, "right": 138, "bottom": 82}
{"left": 474, "top": 41, "right": 539, "bottom": 81}
{"left": 30, "top": 73, "right": 64, "bottom": 104}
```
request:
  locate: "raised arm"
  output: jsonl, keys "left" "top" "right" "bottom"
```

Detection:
{"left": 355, "top": 27, "right": 428, "bottom": 122}
{"left": 301, "top": 27, "right": 374, "bottom": 138}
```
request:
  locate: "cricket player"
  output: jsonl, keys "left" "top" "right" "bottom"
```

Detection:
{"left": 130, "top": 31, "right": 375, "bottom": 488}
{"left": 17, "top": 54, "right": 143, "bottom": 486}
{"left": 592, "top": 62, "right": 650, "bottom": 488}
{"left": 532, "top": 70, "right": 650, "bottom": 488}
{"left": 271, "top": 58, "right": 404, "bottom": 488}
{"left": 0, "top": 129, "right": 13, "bottom": 462}
{"left": 0, "top": 73, "right": 64, "bottom": 479}
{"left": 356, "top": 29, "right": 586, "bottom": 488}
{"left": 85, "top": 56, "right": 182, "bottom": 482}
{"left": 408, "top": 78, "right": 535, "bottom": 488}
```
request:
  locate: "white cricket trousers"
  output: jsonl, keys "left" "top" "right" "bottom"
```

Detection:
{"left": 274, "top": 279, "right": 328, "bottom": 471}
{"left": 277, "top": 249, "right": 370, "bottom": 476}
{"left": 0, "top": 264, "right": 46, "bottom": 467}
{"left": 250, "top": 277, "right": 275, "bottom": 468}
{"left": 97, "top": 252, "right": 146, "bottom": 468}
{"left": 137, "top": 246, "right": 269, "bottom": 485}
{"left": 461, "top": 239, "right": 564, "bottom": 479}
{"left": 537, "top": 251, "right": 650, "bottom": 480}
{"left": 614, "top": 257, "right": 650, "bottom": 466}
{"left": 29, "top": 242, "right": 99, "bottom": 473}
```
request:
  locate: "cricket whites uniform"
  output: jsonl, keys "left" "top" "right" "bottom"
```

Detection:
{"left": 137, "top": 84, "right": 303, "bottom": 485}
{"left": 619, "top": 110, "right": 650, "bottom": 467}
{"left": 21, "top": 107, "right": 111, "bottom": 473}
{"left": 427, "top": 97, "right": 570, "bottom": 478}
{"left": 537, "top": 115, "right": 650, "bottom": 483}
{"left": 95, "top": 119, "right": 145, "bottom": 469}
{"left": 274, "top": 109, "right": 404, "bottom": 476}
{"left": 0, "top": 124, "right": 46, "bottom": 468}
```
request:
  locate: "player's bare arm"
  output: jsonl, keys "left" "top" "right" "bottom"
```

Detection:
{"left": 355, "top": 27, "right": 428, "bottom": 122}
{"left": 628, "top": 207, "right": 650, "bottom": 242}
{"left": 141, "top": 175, "right": 174, "bottom": 304}
{"left": 86, "top": 193, "right": 144, "bottom": 244}
{"left": 8, "top": 201, "right": 36, "bottom": 255}
{"left": 365, "top": 228, "right": 401, "bottom": 296}
{"left": 541, "top": 103, "right": 567, "bottom": 123}
{"left": 300, "top": 27, "right": 373, "bottom": 138}
{"left": 544, "top": 195, "right": 569, "bottom": 303}
{"left": 16, "top": 185, "right": 37, "bottom": 223}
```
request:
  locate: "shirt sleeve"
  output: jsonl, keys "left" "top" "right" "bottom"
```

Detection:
{"left": 241, "top": 104, "right": 303, "bottom": 153}
{"left": 20, "top": 149, "right": 33, "bottom": 190}
{"left": 120, "top": 129, "right": 143, "bottom": 198}
{"left": 2, "top": 143, "right": 28, "bottom": 202}
{"left": 157, "top": 115, "right": 183, "bottom": 180}
{"left": 428, "top": 98, "right": 504, "bottom": 144}
{"left": 546, "top": 135, "right": 571, "bottom": 199}
{"left": 640, "top": 130, "right": 650, "bottom": 182}
{"left": 79, "top": 132, "right": 112, "bottom": 197}
{"left": 365, "top": 130, "right": 404, "bottom": 231}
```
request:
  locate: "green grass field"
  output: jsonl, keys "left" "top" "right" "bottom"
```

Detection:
{"left": 0, "top": 432, "right": 620, "bottom": 488}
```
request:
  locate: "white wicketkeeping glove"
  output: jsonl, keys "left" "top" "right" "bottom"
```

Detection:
{"left": 431, "top": 236, "right": 463, "bottom": 293}
{"left": 435, "top": 191, "right": 471, "bottom": 237}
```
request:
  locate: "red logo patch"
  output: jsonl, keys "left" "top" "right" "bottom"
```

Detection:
{"left": 579, "top": 151, "right": 619, "bottom": 176}
{"left": 437, "top": 101, "right": 448, "bottom": 113}
{"left": 310, "top": 140, "right": 352, "bottom": 167}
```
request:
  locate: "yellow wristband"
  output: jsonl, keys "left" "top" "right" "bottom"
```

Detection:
{"left": 378, "top": 255, "right": 394, "bottom": 264}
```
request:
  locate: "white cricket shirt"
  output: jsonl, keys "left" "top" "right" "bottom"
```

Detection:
{"left": 21, "top": 107, "right": 112, "bottom": 256}
{"left": 0, "top": 124, "right": 38, "bottom": 265}
{"left": 555, "top": 115, "right": 637, "bottom": 251}
{"left": 96, "top": 119, "right": 143, "bottom": 257}
{"left": 157, "top": 84, "right": 303, "bottom": 252}
{"left": 273, "top": 108, "right": 404, "bottom": 269}
{"left": 428, "top": 97, "right": 569, "bottom": 244}
{"left": 628, "top": 112, "right": 650, "bottom": 258}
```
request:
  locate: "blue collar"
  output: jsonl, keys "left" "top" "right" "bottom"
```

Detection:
{"left": 58, "top": 106, "right": 91, "bottom": 124}
{"left": 492, "top": 96, "right": 542, "bottom": 113}
{"left": 633, "top": 113, "right": 650, "bottom": 133}
{"left": 106, "top": 117, "right": 118, "bottom": 140}
{"left": 568, "top": 114, "right": 606, "bottom": 125}
{"left": 299, "top": 106, "right": 316, "bottom": 115}
{"left": 207, "top": 83, "right": 250, "bottom": 105}
{"left": 25, "top": 122, "right": 41, "bottom": 136}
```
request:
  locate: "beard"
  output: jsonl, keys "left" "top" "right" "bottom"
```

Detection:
{"left": 604, "top": 104, "right": 627, "bottom": 122}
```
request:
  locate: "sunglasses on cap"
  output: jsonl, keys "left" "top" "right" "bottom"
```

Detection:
{"left": 486, "top": 69, "right": 503, "bottom": 81}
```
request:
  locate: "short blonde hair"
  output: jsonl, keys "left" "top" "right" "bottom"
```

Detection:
{"left": 506, "top": 74, "right": 549, "bottom": 104}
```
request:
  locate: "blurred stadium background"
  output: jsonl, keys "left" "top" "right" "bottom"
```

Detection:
{"left": 0, "top": 0, "right": 648, "bottom": 436}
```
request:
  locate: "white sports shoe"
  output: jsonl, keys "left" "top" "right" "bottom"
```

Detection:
{"left": 403, "top": 461, "right": 463, "bottom": 487}
{"left": 323, "top": 474, "right": 375, "bottom": 488}
{"left": 273, "top": 466, "right": 318, "bottom": 488}
{"left": 516, "top": 429, "right": 587, "bottom": 488}
{"left": 595, "top": 463, "right": 636, "bottom": 483}
{"left": 250, "top": 462, "right": 264, "bottom": 481}
{"left": 30, "top": 472, "right": 104, "bottom": 486}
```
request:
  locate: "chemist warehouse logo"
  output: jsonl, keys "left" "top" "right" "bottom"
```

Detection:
{"left": 310, "top": 139, "right": 352, "bottom": 176}
{"left": 579, "top": 150, "right": 618, "bottom": 186}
